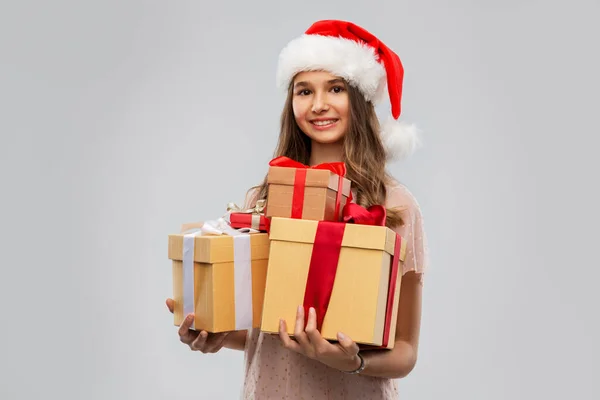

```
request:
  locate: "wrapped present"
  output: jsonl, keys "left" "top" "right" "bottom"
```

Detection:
{"left": 226, "top": 199, "right": 270, "bottom": 232}
{"left": 260, "top": 204, "right": 406, "bottom": 348}
{"left": 229, "top": 213, "right": 270, "bottom": 231}
{"left": 168, "top": 219, "right": 270, "bottom": 332}
{"left": 265, "top": 156, "right": 352, "bottom": 222}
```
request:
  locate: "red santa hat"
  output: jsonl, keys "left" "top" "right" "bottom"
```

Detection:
{"left": 276, "top": 19, "right": 421, "bottom": 161}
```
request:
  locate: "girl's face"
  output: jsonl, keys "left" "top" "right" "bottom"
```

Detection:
{"left": 291, "top": 71, "right": 349, "bottom": 145}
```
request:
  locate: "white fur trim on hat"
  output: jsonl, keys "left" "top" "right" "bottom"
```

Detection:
{"left": 276, "top": 34, "right": 387, "bottom": 104}
{"left": 380, "top": 118, "right": 422, "bottom": 161}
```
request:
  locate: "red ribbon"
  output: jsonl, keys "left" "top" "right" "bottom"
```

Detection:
{"left": 269, "top": 156, "right": 347, "bottom": 176}
{"left": 303, "top": 203, "right": 399, "bottom": 341}
{"left": 229, "top": 213, "right": 271, "bottom": 232}
{"left": 269, "top": 156, "right": 347, "bottom": 220}
{"left": 303, "top": 221, "right": 345, "bottom": 330}
{"left": 342, "top": 203, "right": 386, "bottom": 226}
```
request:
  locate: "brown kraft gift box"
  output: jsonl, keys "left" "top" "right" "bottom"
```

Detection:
{"left": 265, "top": 157, "right": 352, "bottom": 222}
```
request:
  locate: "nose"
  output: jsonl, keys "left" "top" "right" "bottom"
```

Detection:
{"left": 311, "top": 92, "right": 329, "bottom": 113}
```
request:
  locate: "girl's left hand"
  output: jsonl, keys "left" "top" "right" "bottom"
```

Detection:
{"left": 278, "top": 305, "right": 361, "bottom": 372}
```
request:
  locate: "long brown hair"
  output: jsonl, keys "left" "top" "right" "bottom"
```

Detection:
{"left": 250, "top": 79, "right": 404, "bottom": 229}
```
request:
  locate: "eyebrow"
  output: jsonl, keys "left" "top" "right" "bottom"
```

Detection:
{"left": 293, "top": 78, "right": 346, "bottom": 88}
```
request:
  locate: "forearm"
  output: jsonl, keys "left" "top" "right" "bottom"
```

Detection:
{"left": 359, "top": 340, "right": 417, "bottom": 379}
{"left": 223, "top": 330, "right": 248, "bottom": 351}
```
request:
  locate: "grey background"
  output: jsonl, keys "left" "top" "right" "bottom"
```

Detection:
{"left": 1, "top": 0, "right": 598, "bottom": 399}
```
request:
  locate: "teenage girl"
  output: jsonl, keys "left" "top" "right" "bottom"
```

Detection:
{"left": 166, "top": 19, "right": 428, "bottom": 399}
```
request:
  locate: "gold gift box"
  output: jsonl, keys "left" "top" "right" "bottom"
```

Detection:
{"left": 260, "top": 217, "right": 406, "bottom": 348}
{"left": 168, "top": 229, "right": 270, "bottom": 332}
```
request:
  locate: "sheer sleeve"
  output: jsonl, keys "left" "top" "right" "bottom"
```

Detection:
{"left": 386, "top": 184, "right": 429, "bottom": 278}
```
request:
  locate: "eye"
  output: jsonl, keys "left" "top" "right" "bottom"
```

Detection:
{"left": 296, "top": 89, "right": 312, "bottom": 96}
{"left": 331, "top": 86, "right": 345, "bottom": 93}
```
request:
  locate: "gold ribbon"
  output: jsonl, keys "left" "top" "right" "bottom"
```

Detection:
{"left": 226, "top": 199, "right": 266, "bottom": 215}
{"left": 226, "top": 199, "right": 266, "bottom": 230}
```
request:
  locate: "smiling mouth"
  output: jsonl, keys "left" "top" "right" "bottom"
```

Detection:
{"left": 310, "top": 119, "right": 339, "bottom": 127}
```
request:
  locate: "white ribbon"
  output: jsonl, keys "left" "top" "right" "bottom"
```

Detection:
{"left": 182, "top": 218, "right": 257, "bottom": 330}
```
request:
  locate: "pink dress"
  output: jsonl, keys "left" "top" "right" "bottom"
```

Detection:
{"left": 241, "top": 183, "right": 429, "bottom": 399}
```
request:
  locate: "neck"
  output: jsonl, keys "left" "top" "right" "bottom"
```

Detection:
{"left": 309, "top": 140, "right": 344, "bottom": 166}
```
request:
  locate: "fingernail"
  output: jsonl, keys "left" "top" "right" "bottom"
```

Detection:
{"left": 186, "top": 314, "right": 193, "bottom": 321}
{"left": 338, "top": 332, "right": 345, "bottom": 340}
{"left": 310, "top": 307, "right": 315, "bottom": 315}
{"left": 298, "top": 305, "right": 303, "bottom": 313}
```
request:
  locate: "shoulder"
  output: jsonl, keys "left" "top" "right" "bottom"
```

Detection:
{"left": 385, "top": 180, "right": 423, "bottom": 215}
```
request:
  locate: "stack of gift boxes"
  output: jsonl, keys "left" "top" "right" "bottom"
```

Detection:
{"left": 167, "top": 156, "right": 407, "bottom": 349}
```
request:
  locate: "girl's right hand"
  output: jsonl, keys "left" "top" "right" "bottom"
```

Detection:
{"left": 166, "top": 298, "right": 230, "bottom": 354}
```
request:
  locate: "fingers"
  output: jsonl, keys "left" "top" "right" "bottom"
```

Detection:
{"left": 305, "top": 307, "right": 327, "bottom": 348}
{"left": 293, "top": 305, "right": 306, "bottom": 337}
{"left": 293, "top": 305, "right": 313, "bottom": 355}
{"left": 187, "top": 329, "right": 230, "bottom": 353}
{"left": 200, "top": 332, "right": 230, "bottom": 353}
{"left": 336, "top": 332, "right": 360, "bottom": 358}
{"left": 279, "top": 319, "right": 301, "bottom": 352}
{"left": 279, "top": 307, "right": 358, "bottom": 366}
{"left": 189, "top": 331, "right": 208, "bottom": 351}
{"left": 178, "top": 314, "right": 194, "bottom": 335}
{"left": 306, "top": 307, "right": 342, "bottom": 360}
{"left": 178, "top": 314, "right": 197, "bottom": 344}
{"left": 166, "top": 298, "right": 174, "bottom": 314}
{"left": 176, "top": 312, "right": 228, "bottom": 354}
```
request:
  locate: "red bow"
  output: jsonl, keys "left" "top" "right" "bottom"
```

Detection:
{"left": 342, "top": 203, "right": 386, "bottom": 226}
{"left": 269, "top": 156, "right": 347, "bottom": 177}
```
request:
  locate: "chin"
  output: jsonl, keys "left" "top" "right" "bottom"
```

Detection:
{"left": 304, "top": 128, "right": 345, "bottom": 145}
{"left": 315, "top": 137, "right": 344, "bottom": 145}
{"left": 310, "top": 135, "right": 344, "bottom": 145}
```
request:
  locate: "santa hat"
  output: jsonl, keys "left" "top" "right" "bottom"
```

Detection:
{"left": 276, "top": 20, "right": 421, "bottom": 161}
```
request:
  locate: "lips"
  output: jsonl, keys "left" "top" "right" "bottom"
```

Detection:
{"left": 310, "top": 119, "right": 338, "bottom": 127}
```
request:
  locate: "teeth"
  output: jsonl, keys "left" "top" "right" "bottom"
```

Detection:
{"left": 312, "top": 120, "right": 337, "bottom": 126}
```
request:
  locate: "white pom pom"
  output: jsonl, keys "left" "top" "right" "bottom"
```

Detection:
{"left": 380, "top": 117, "right": 422, "bottom": 161}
